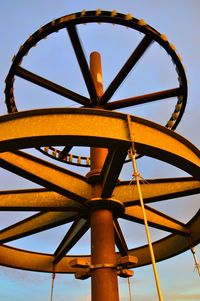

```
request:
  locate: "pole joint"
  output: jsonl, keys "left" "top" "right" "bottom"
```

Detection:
{"left": 69, "top": 255, "right": 138, "bottom": 280}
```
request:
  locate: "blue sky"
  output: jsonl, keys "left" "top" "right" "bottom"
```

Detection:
{"left": 0, "top": 1, "right": 199, "bottom": 300}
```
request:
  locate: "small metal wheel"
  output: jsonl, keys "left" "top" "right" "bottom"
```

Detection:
{"left": 4, "top": 10, "right": 187, "bottom": 167}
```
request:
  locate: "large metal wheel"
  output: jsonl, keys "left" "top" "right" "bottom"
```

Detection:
{"left": 0, "top": 107, "right": 199, "bottom": 273}
{"left": 4, "top": 10, "right": 187, "bottom": 166}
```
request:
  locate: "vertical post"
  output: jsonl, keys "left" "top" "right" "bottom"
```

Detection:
{"left": 89, "top": 52, "right": 119, "bottom": 301}
{"left": 90, "top": 51, "right": 108, "bottom": 171}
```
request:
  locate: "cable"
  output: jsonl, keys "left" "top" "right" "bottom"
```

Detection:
{"left": 191, "top": 247, "right": 200, "bottom": 277}
{"left": 127, "top": 114, "right": 163, "bottom": 301}
{"left": 128, "top": 276, "right": 133, "bottom": 301}
{"left": 50, "top": 271, "right": 56, "bottom": 301}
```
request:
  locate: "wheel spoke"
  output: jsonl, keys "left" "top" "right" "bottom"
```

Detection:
{"left": 113, "top": 177, "right": 200, "bottom": 207}
{"left": 67, "top": 25, "right": 97, "bottom": 103}
{"left": 15, "top": 66, "right": 90, "bottom": 106}
{"left": 0, "top": 151, "right": 92, "bottom": 202}
{"left": 105, "top": 88, "right": 182, "bottom": 110}
{"left": 101, "top": 147, "right": 128, "bottom": 198}
{"left": 114, "top": 219, "right": 128, "bottom": 256}
{"left": 123, "top": 205, "right": 190, "bottom": 236}
{"left": 59, "top": 145, "right": 73, "bottom": 159}
{"left": 0, "top": 211, "right": 78, "bottom": 243}
{"left": 53, "top": 218, "right": 90, "bottom": 264}
{"left": 0, "top": 188, "right": 84, "bottom": 211}
{"left": 100, "top": 35, "right": 153, "bottom": 105}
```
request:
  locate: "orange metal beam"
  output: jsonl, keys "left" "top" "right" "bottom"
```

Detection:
{"left": 89, "top": 51, "right": 119, "bottom": 301}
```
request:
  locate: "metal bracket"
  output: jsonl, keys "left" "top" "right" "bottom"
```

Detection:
{"left": 70, "top": 255, "right": 138, "bottom": 280}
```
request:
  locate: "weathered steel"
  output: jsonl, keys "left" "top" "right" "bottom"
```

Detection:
{"left": 0, "top": 13, "right": 199, "bottom": 299}
{"left": 128, "top": 210, "right": 200, "bottom": 266}
{"left": 59, "top": 145, "right": 73, "bottom": 159}
{"left": 0, "top": 244, "right": 91, "bottom": 273}
{"left": 90, "top": 51, "right": 103, "bottom": 99}
{"left": 0, "top": 108, "right": 199, "bottom": 273}
{"left": 105, "top": 88, "right": 182, "bottom": 110}
{"left": 113, "top": 177, "right": 200, "bottom": 206}
{"left": 15, "top": 66, "right": 90, "bottom": 106}
{"left": 90, "top": 209, "right": 119, "bottom": 301}
{"left": 0, "top": 150, "right": 91, "bottom": 202}
{"left": 67, "top": 25, "right": 97, "bottom": 103}
{"left": 5, "top": 11, "right": 187, "bottom": 132}
{"left": 0, "top": 109, "right": 199, "bottom": 179}
{"left": 0, "top": 178, "right": 198, "bottom": 211}
{"left": 53, "top": 218, "right": 90, "bottom": 264}
{"left": 0, "top": 211, "right": 199, "bottom": 272}
{"left": 0, "top": 211, "right": 78, "bottom": 243}
{"left": 101, "top": 148, "right": 128, "bottom": 198}
{"left": 123, "top": 205, "right": 189, "bottom": 235}
{"left": 114, "top": 219, "right": 129, "bottom": 256}
{"left": 0, "top": 189, "right": 84, "bottom": 211}
{"left": 89, "top": 51, "right": 119, "bottom": 301}
{"left": 100, "top": 35, "right": 153, "bottom": 105}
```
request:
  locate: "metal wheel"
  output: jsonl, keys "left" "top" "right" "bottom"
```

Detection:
{"left": 4, "top": 10, "right": 187, "bottom": 167}
{"left": 1, "top": 11, "right": 199, "bottom": 284}
{"left": 0, "top": 107, "right": 199, "bottom": 273}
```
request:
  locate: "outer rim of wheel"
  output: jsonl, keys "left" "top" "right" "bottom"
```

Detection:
{"left": 0, "top": 211, "right": 199, "bottom": 273}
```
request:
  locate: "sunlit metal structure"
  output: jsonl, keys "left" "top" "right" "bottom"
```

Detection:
{"left": 0, "top": 10, "right": 199, "bottom": 300}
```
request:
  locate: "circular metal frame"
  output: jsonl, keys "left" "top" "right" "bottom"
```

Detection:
{"left": 0, "top": 108, "right": 199, "bottom": 273}
{"left": 4, "top": 10, "right": 187, "bottom": 166}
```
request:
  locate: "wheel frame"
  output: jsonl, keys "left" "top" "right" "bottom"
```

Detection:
{"left": 0, "top": 108, "right": 199, "bottom": 273}
{"left": 4, "top": 10, "right": 187, "bottom": 166}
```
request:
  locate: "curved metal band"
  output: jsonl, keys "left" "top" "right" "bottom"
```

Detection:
{"left": 0, "top": 211, "right": 199, "bottom": 273}
{"left": 0, "top": 108, "right": 199, "bottom": 178}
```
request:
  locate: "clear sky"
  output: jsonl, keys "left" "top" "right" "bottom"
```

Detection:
{"left": 0, "top": 1, "right": 199, "bottom": 300}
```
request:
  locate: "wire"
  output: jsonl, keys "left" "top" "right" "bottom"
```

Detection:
{"left": 191, "top": 247, "right": 200, "bottom": 277}
{"left": 50, "top": 271, "right": 56, "bottom": 301}
{"left": 127, "top": 114, "right": 163, "bottom": 301}
{"left": 128, "top": 276, "right": 133, "bottom": 301}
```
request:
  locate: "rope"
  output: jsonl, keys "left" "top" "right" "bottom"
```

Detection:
{"left": 128, "top": 276, "right": 133, "bottom": 301}
{"left": 191, "top": 247, "right": 200, "bottom": 277}
{"left": 127, "top": 115, "right": 163, "bottom": 301}
{"left": 50, "top": 271, "right": 56, "bottom": 301}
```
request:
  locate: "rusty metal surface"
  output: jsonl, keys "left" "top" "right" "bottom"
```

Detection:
{"left": 5, "top": 11, "right": 187, "bottom": 132}
{"left": 0, "top": 189, "right": 84, "bottom": 211}
{"left": 89, "top": 52, "right": 120, "bottom": 301}
{"left": 53, "top": 218, "right": 90, "bottom": 264}
{"left": 90, "top": 209, "right": 119, "bottom": 301}
{"left": 114, "top": 219, "right": 129, "bottom": 256}
{"left": 0, "top": 108, "right": 199, "bottom": 178}
{"left": 1, "top": 11, "right": 199, "bottom": 301}
{"left": 0, "top": 108, "right": 199, "bottom": 273}
{"left": 0, "top": 150, "right": 91, "bottom": 202}
{"left": 0, "top": 211, "right": 199, "bottom": 272}
{"left": 113, "top": 178, "right": 200, "bottom": 206}
{"left": 0, "top": 211, "right": 78, "bottom": 243}
{"left": 123, "top": 205, "right": 189, "bottom": 235}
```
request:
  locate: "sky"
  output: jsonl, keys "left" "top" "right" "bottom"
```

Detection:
{"left": 0, "top": 0, "right": 200, "bottom": 300}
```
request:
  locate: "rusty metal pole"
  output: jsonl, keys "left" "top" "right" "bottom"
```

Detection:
{"left": 89, "top": 51, "right": 120, "bottom": 301}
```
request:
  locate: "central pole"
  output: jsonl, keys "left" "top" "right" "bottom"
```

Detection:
{"left": 89, "top": 52, "right": 119, "bottom": 301}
